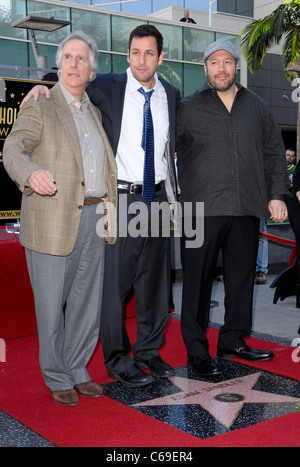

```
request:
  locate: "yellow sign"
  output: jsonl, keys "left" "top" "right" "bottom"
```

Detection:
{"left": 0, "top": 78, "right": 54, "bottom": 225}
{"left": 0, "top": 210, "right": 21, "bottom": 219}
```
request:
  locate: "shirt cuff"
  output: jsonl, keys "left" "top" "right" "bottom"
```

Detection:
{"left": 269, "top": 195, "right": 285, "bottom": 202}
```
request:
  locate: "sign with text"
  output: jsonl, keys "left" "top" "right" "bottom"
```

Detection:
{"left": 0, "top": 78, "right": 54, "bottom": 225}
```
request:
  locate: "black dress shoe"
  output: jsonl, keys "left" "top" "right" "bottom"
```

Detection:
{"left": 108, "top": 365, "right": 153, "bottom": 388}
{"left": 187, "top": 355, "right": 221, "bottom": 376}
{"left": 217, "top": 344, "right": 275, "bottom": 362}
{"left": 134, "top": 356, "right": 174, "bottom": 378}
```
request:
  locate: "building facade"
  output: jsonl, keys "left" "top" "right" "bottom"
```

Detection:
{"left": 0, "top": 0, "right": 297, "bottom": 146}
{"left": 0, "top": 0, "right": 243, "bottom": 97}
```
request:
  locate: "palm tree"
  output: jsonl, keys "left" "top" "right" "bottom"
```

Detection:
{"left": 241, "top": 0, "right": 300, "bottom": 157}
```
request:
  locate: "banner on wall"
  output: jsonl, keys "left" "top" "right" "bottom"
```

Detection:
{"left": 0, "top": 77, "right": 54, "bottom": 225}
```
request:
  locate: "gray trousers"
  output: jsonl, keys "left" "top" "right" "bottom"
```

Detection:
{"left": 25, "top": 204, "right": 105, "bottom": 392}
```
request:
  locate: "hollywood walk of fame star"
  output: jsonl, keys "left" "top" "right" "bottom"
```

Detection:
{"left": 132, "top": 372, "right": 300, "bottom": 429}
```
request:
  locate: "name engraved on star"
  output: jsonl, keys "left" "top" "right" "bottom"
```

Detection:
{"left": 133, "top": 373, "right": 300, "bottom": 431}
{"left": 170, "top": 379, "right": 243, "bottom": 401}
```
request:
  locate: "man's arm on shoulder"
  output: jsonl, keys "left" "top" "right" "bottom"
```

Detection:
{"left": 20, "top": 85, "right": 51, "bottom": 108}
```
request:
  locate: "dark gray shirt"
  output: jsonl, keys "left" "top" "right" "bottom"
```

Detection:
{"left": 176, "top": 82, "right": 288, "bottom": 218}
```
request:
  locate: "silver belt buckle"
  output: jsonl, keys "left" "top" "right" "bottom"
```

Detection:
{"left": 129, "top": 183, "right": 135, "bottom": 194}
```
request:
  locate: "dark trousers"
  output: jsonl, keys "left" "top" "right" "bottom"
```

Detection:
{"left": 100, "top": 185, "right": 170, "bottom": 375}
{"left": 181, "top": 215, "right": 260, "bottom": 356}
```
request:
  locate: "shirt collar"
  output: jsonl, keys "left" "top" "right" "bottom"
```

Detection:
{"left": 59, "top": 81, "right": 90, "bottom": 110}
{"left": 126, "top": 67, "right": 160, "bottom": 95}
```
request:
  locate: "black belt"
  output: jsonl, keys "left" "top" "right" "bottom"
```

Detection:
{"left": 117, "top": 180, "right": 163, "bottom": 194}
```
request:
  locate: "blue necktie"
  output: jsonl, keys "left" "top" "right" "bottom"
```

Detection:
{"left": 138, "top": 87, "right": 155, "bottom": 204}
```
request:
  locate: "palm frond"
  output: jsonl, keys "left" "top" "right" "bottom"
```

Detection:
{"left": 283, "top": 29, "right": 300, "bottom": 63}
{"left": 241, "top": 2, "right": 300, "bottom": 73}
{"left": 241, "top": 17, "right": 273, "bottom": 72}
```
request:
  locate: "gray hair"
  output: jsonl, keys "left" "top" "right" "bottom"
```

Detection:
{"left": 56, "top": 31, "right": 98, "bottom": 75}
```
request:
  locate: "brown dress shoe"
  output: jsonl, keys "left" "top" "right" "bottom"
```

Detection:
{"left": 51, "top": 389, "right": 79, "bottom": 406}
{"left": 74, "top": 380, "right": 103, "bottom": 398}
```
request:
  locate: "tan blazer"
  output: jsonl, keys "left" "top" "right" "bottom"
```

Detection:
{"left": 3, "top": 83, "right": 117, "bottom": 256}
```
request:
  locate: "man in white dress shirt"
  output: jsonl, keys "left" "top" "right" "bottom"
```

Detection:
{"left": 88, "top": 25, "right": 181, "bottom": 387}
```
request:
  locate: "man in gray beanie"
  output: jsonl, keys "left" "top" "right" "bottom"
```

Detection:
{"left": 203, "top": 39, "right": 240, "bottom": 62}
{"left": 176, "top": 40, "right": 288, "bottom": 375}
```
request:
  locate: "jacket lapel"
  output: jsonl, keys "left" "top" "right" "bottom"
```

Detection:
{"left": 111, "top": 73, "right": 127, "bottom": 155}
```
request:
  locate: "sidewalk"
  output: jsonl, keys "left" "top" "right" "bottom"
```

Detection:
{"left": 172, "top": 275, "right": 300, "bottom": 346}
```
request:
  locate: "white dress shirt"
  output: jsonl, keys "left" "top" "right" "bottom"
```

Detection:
{"left": 59, "top": 82, "right": 106, "bottom": 198}
{"left": 116, "top": 67, "right": 169, "bottom": 184}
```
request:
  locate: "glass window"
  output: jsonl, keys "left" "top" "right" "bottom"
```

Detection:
{"left": 0, "top": 38, "right": 28, "bottom": 68}
{"left": 217, "top": 0, "right": 253, "bottom": 17}
{"left": 150, "top": 22, "right": 182, "bottom": 61}
{"left": 98, "top": 52, "right": 112, "bottom": 74}
{"left": 70, "top": 0, "right": 91, "bottom": 5}
{"left": 111, "top": 16, "right": 147, "bottom": 53}
{"left": 122, "top": 0, "right": 153, "bottom": 16}
{"left": 217, "top": 0, "right": 236, "bottom": 15}
{"left": 112, "top": 53, "right": 128, "bottom": 73}
{"left": 71, "top": 8, "right": 111, "bottom": 51}
{"left": 183, "top": 63, "right": 206, "bottom": 96}
{"left": 26, "top": 1, "right": 71, "bottom": 44}
{"left": 0, "top": 0, "right": 27, "bottom": 39}
{"left": 158, "top": 60, "right": 182, "bottom": 95}
{"left": 237, "top": 0, "right": 253, "bottom": 17}
{"left": 91, "top": 0, "right": 121, "bottom": 13}
{"left": 184, "top": 28, "right": 214, "bottom": 63}
{"left": 28, "top": 42, "right": 57, "bottom": 70}
{"left": 215, "top": 32, "right": 240, "bottom": 59}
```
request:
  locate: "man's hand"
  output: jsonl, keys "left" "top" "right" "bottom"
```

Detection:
{"left": 268, "top": 200, "right": 288, "bottom": 223}
{"left": 20, "top": 85, "right": 51, "bottom": 108}
{"left": 28, "top": 169, "right": 56, "bottom": 196}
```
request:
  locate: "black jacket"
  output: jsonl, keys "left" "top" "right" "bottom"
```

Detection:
{"left": 87, "top": 72, "right": 181, "bottom": 202}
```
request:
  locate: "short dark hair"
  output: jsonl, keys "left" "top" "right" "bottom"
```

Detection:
{"left": 128, "top": 24, "right": 163, "bottom": 57}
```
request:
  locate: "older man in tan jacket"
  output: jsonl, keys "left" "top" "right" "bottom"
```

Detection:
{"left": 3, "top": 31, "right": 117, "bottom": 406}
